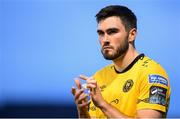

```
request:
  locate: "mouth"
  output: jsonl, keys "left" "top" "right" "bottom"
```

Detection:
{"left": 103, "top": 46, "right": 113, "bottom": 50}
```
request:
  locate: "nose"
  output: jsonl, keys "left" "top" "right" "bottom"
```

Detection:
{"left": 99, "top": 33, "right": 110, "bottom": 46}
{"left": 101, "top": 39, "right": 110, "bottom": 47}
{"left": 102, "top": 34, "right": 110, "bottom": 43}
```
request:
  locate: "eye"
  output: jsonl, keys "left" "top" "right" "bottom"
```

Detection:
{"left": 97, "top": 30, "right": 104, "bottom": 36}
{"left": 107, "top": 29, "right": 119, "bottom": 35}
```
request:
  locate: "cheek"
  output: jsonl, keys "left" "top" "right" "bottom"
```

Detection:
{"left": 111, "top": 38, "right": 123, "bottom": 49}
{"left": 113, "top": 34, "right": 127, "bottom": 45}
{"left": 112, "top": 37, "right": 121, "bottom": 45}
{"left": 99, "top": 38, "right": 103, "bottom": 46}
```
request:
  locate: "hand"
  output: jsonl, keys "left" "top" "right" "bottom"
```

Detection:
{"left": 79, "top": 75, "right": 105, "bottom": 108}
{"left": 71, "top": 79, "right": 90, "bottom": 112}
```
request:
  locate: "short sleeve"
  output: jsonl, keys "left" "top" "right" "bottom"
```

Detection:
{"left": 137, "top": 66, "right": 171, "bottom": 114}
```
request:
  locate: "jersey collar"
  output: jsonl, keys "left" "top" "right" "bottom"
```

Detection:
{"left": 114, "top": 53, "right": 145, "bottom": 74}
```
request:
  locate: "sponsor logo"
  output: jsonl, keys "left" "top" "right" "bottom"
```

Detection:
{"left": 149, "top": 86, "right": 167, "bottom": 106}
{"left": 123, "top": 79, "right": 134, "bottom": 92}
{"left": 137, "top": 98, "right": 149, "bottom": 104}
{"left": 149, "top": 74, "right": 168, "bottom": 86}
{"left": 142, "top": 59, "right": 151, "bottom": 67}
{"left": 110, "top": 99, "right": 119, "bottom": 105}
{"left": 100, "top": 85, "right": 106, "bottom": 91}
{"left": 90, "top": 106, "right": 96, "bottom": 111}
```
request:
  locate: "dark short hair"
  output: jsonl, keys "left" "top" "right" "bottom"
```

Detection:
{"left": 95, "top": 5, "right": 137, "bottom": 32}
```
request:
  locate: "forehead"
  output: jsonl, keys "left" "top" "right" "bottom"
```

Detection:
{"left": 97, "top": 16, "right": 125, "bottom": 30}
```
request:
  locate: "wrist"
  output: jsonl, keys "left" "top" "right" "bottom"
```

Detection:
{"left": 97, "top": 99, "right": 107, "bottom": 109}
{"left": 77, "top": 107, "right": 88, "bottom": 112}
{"left": 77, "top": 108, "right": 90, "bottom": 118}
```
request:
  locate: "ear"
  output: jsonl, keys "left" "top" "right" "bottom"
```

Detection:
{"left": 128, "top": 28, "right": 137, "bottom": 43}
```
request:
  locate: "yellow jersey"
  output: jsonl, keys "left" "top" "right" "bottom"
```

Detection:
{"left": 89, "top": 54, "right": 171, "bottom": 118}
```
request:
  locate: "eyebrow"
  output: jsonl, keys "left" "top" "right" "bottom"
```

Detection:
{"left": 106, "top": 28, "right": 119, "bottom": 33}
{"left": 97, "top": 28, "right": 119, "bottom": 33}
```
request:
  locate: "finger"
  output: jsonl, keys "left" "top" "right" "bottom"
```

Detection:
{"left": 77, "top": 93, "right": 88, "bottom": 104}
{"left": 87, "top": 80, "right": 97, "bottom": 90}
{"left": 78, "top": 100, "right": 91, "bottom": 108}
{"left": 86, "top": 79, "right": 97, "bottom": 84}
{"left": 87, "top": 83, "right": 96, "bottom": 89}
{"left": 75, "top": 79, "right": 81, "bottom": 89}
{"left": 74, "top": 89, "right": 84, "bottom": 100}
{"left": 79, "top": 75, "right": 89, "bottom": 81}
{"left": 71, "top": 87, "right": 76, "bottom": 95}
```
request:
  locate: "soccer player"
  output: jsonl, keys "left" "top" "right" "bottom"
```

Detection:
{"left": 71, "top": 5, "right": 171, "bottom": 118}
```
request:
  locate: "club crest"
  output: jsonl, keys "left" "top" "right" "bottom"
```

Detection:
{"left": 123, "top": 79, "right": 134, "bottom": 92}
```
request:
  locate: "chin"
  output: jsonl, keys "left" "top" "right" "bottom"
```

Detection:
{"left": 103, "top": 54, "right": 117, "bottom": 60}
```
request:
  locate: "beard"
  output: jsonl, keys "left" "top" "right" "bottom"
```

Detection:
{"left": 101, "top": 38, "right": 129, "bottom": 60}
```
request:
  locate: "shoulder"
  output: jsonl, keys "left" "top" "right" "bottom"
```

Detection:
{"left": 93, "top": 63, "right": 115, "bottom": 82}
{"left": 94, "top": 63, "right": 114, "bottom": 76}
{"left": 138, "top": 55, "right": 168, "bottom": 78}
{"left": 137, "top": 55, "right": 169, "bottom": 87}
{"left": 137, "top": 55, "right": 170, "bottom": 114}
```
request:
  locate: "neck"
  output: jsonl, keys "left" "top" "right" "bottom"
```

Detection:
{"left": 113, "top": 46, "right": 139, "bottom": 72}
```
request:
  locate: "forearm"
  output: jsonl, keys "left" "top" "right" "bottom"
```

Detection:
{"left": 98, "top": 100, "right": 163, "bottom": 118}
{"left": 77, "top": 108, "right": 91, "bottom": 118}
{"left": 99, "top": 100, "right": 129, "bottom": 118}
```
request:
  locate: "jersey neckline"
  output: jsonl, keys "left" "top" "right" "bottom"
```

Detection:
{"left": 114, "top": 53, "right": 145, "bottom": 74}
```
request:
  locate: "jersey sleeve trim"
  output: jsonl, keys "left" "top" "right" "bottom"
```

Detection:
{"left": 137, "top": 102, "right": 166, "bottom": 112}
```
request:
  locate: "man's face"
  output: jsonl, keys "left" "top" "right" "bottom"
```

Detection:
{"left": 97, "top": 16, "right": 129, "bottom": 60}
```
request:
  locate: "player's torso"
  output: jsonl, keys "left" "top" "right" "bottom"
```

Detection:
{"left": 89, "top": 55, "right": 170, "bottom": 118}
{"left": 89, "top": 63, "right": 143, "bottom": 117}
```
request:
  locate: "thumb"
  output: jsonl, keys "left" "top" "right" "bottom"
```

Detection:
{"left": 75, "top": 79, "right": 81, "bottom": 89}
{"left": 71, "top": 87, "right": 76, "bottom": 95}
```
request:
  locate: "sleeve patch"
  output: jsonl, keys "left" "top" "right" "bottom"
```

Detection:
{"left": 149, "top": 86, "right": 167, "bottom": 106}
{"left": 149, "top": 74, "right": 168, "bottom": 86}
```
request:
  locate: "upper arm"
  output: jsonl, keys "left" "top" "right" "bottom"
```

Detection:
{"left": 136, "top": 63, "right": 171, "bottom": 117}
{"left": 137, "top": 109, "right": 162, "bottom": 118}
